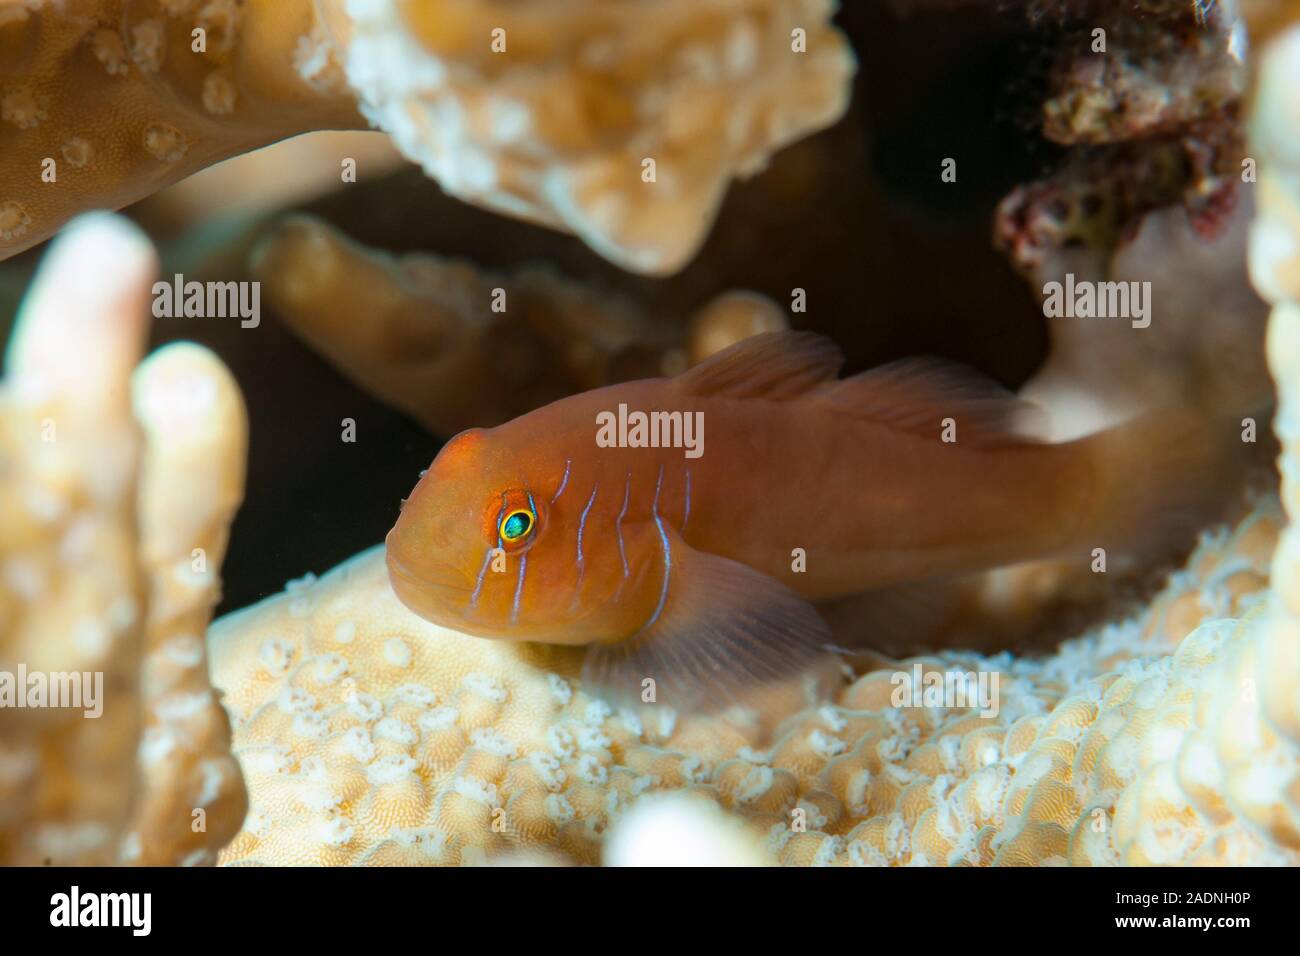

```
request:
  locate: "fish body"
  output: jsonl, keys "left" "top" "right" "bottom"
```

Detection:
{"left": 386, "top": 331, "right": 1226, "bottom": 707}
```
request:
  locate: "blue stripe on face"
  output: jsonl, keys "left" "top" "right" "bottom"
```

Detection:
{"left": 570, "top": 481, "right": 599, "bottom": 612}
{"left": 511, "top": 553, "right": 527, "bottom": 624}
{"left": 682, "top": 469, "right": 692, "bottom": 532}
{"left": 577, "top": 482, "right": 598, "bottom": 565}
{"left": 468, "top": 545, "right": 493, "bottom": 615}
{"left": 616, "top": 472, "right": 631, "bottom": 579}
{"left": 551, "top": 460, "right": 570, "bottom": 504}
{"left": 639, "top": 464, "right": 671, "bottom": 635}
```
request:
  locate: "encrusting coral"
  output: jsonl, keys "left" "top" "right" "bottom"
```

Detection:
{"left": 0, "top": 0, "right": 855, "bottom": 274}
{"left": 994, "top": 0, "right": 1266, "bottom": 439}
{"left": 249, "top": 213, "right": 789, "bottom": 434}
{"left": 0, "top": 213, "right": 247, "bottom": 865}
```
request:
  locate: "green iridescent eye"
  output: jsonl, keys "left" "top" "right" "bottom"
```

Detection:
{"left": 501, "top": 509, "right": 533, "bottom": 541}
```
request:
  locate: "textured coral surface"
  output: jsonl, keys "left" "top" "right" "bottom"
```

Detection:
{"left": 0, "top": 214, "right": 247, "bottom": 865}
{"left": 249, "top": 214, "right": 789, "bottom": 435}
{"left": 0, "top": 0, "right": 363, "bottom": 259}
{"left": 332, "top": 0, "right": 856, "bottom": 274}
{"left": 0, "top": 0, "right": 855, "bottom": 273}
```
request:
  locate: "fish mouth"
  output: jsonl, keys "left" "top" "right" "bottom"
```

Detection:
{"left": 386, "top": 554, "right": 472, "bottom": 594}
{"left": 384, "top": 546, "right": 476, "bottom": 628}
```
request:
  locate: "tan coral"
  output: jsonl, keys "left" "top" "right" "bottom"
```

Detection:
{"left": 330, "top": 0, "right": 855, "bottom": 274}
{"left": 250, "top": 214, "right": 788, "bottom": 435}
{"left": 120, "top": 343, "right": 250, "bottom": 865}
{"left": 0, "top": 0, "right": 364, "bottom": 260}
{"left": 211, "top": 97, "right": 1300, "bottom": 861}
{"left": 210, "top": 6, "right": 1299, "bottom": 868}
{"left": 0, "top": 213, "right": 247, "bottom": 865}
{"left": 0, "top": 0, "right": 854, "bottom": 274}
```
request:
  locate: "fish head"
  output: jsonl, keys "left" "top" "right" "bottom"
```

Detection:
{"left": 385, "top": 424, "right": 602, "bottom": 643}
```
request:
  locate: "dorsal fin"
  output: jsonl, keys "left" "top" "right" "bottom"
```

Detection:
{"left": 674, "top": 330, "right": 843, "bottom": 400}
{"left": 819, "top": 357, "right": 1046, "bottom": 447}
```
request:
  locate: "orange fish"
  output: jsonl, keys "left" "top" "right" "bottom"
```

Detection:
{"left": 386, "top": 331, "right": 1229, "bottom": 708}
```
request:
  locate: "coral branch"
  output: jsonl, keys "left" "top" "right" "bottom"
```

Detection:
{"left": 250, "top": 214, "right": 787, "bottom": 435}
{"left": 0, "top": 0, "right": 364, "bottom": 260}
{"left": 0, "top": 213, "right": 248, "bottom": 864}
{"left": 121, "top": 342, "right": 249, "bottom": 865}
{"left": 330, "top": 0, "right": 856, "bottom": 274}
{"left": 1, "top": 0, "right": 855, "bottom": 274}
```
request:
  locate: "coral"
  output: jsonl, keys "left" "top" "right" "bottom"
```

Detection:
{"left": 120, "top": 343, "right": 249, "bottom": 865}
{"left": 331, "top": 0, "right": 856, "bottom": 274}
{"left": 142, "top": 130, "right": 406, "bottom": 232}
{"left": 0, "top": 0, "right": 855, "bottom": 274}
{"left": 0, "top": 213, "right": 247, "bottom": 865}
{"left": 993, "top": 12, "right": 1247, "bottom": 276}
{"left": 0, "top": 0, "right": 364, "bottom": 260}
{"left": 249, "top": 214, "right": 787, "bottom": 435}
{"left": 6, "top": 0, "right": 1294, "bottom": 871}
{"left": 210, "top": 538, "right": 804, "bottom": 866}
{"left": 991, "top": 1, "right": 1265, "bottom": 439}
{"left": 1243, "top": 0, "right": 1300, "bottom": 46}
{"left": 1000, "top": 192, "right": 1270, "bottom": 439}
{"left": 604, "top": 793, "right": 773, "bottom": 866}
{"left": 1040, "top": 9, "right": 1245, "bottom": 147}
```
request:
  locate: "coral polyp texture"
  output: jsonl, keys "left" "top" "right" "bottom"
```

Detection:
{"left": 0, "top": 0, "right": 855, "bottom": 273}
{"left": 332, "top": 0, "right": 855, "bottom": 274}
{"left": 0, "top": 214, "right": 247, "bottom": 865}
{"left": 0, "top": 0, "right": 363, "bottom": 257}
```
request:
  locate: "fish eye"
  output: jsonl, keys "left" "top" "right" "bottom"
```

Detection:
{"left": 500, "top": 508, "right": 534, "bottom": 542}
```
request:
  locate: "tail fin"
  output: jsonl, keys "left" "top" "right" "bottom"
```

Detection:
{"left": 1073, "top": 409, "right": 1245, "bottom": 562}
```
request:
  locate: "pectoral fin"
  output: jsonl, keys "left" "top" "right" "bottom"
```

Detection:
{"left": 583, "top": 524, "right": 831, "bottom": 711}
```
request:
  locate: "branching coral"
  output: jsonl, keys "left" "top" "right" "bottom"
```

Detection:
{"left": 0, "top": 213, "right": 247, "bottom": 865}
{"left": 250, "top": 214, "right": 788, "bottom": 435}
{"left": 330, "top": 0, "right": 856, "bottom": 274}
{"left": 121, "top": 342, "right": 249, "bottom": 865}
{"left": 0, "top": 0, "right": 364, "bottom": 259}
{"left": 0, "top": 0, "right": 855, "bottom": 274}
